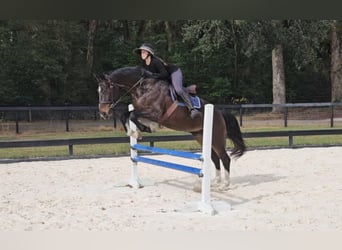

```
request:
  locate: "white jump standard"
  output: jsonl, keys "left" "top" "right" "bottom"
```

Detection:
{"left": 128, "top": 104, "right": 216, "bottom": 215}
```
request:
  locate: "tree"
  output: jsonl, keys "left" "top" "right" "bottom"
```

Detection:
{"left": 182, "top": 20, "right": 239, "bottom": 102}
{"left": 331, "top": 20, "right": 342, "bottom": 102}
{"left": 270, "top": 21, "right": 286, "bottom": 112}
{"left": 0, "top": 20, "right": 335, "bottom": 106}
{"left": 272, "top": 44, "right": 286, "bottom": 112}
{"left": 86, "top": 20, "right": 97, "bottom": 73}
{"left": 242, "top": 20, "right": 330, "bottom": 105}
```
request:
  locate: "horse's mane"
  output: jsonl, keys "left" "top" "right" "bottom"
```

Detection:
{"left": 109, "top": 66, "right": 144, "bottom": 79}
{"left": 107, "top": 66, "right": 170, "bottom": 88}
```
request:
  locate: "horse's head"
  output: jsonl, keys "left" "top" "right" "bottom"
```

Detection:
{"left": 96, "top": 66, "right": 147, "bottom": 119}
{"left": 96, "top": 73, "right": 118, "bottom": 119}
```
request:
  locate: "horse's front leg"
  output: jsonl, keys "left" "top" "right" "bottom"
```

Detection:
{"left": 125, "top": 111, "right": 155, "bottom": 139}
{"left": 120, "top": 111, "right": 130, "bottom": 133}
{"left": 130, "top": 111, "right": 152, "bottom": 133}
{"left": 119, "top": 111, "right": 141, "bottom": 139}
{"left": 126, "top": 122, "right": 142, "bottom": 140}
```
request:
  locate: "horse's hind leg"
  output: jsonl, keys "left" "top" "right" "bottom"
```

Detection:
{"left": 211, "top": 150, "right": 221, "bottom": 186}
{"left": 212, "top": 138, "right": 231, "bottom": 189}
{"left": 217, "top": 149, "right": 231, "bottom": 189}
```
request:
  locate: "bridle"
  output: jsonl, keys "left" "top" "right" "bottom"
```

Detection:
{"left": 99, "top": 76, "right": 145, "bottom": 109}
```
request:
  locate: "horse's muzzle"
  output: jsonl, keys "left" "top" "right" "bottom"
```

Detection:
{"left": 99, "top": 112, "right": 111, "bottom": 120}
{"left": 98, "top": 103, "right": 112, "bottom": 120}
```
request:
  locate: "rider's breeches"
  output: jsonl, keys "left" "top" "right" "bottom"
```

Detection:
{"left": 171, "top": 68, "right": 185, "bottom": 95}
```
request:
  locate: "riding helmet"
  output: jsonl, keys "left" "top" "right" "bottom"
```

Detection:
{"left": 134, "top": 43, "right": 155, "bottom": 55}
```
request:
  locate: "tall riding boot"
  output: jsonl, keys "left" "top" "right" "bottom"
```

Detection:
{"left": 179, "top": 91, "right": 201, "bottom": 119}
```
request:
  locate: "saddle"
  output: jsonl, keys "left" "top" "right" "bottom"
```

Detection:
{"left": 169, "top": 85, "right": 201, "bottom": 109}
{"left": 159, "top": 84, "right": 201, "bottom": 124}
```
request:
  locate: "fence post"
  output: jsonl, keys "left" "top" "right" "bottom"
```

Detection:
{"left": 68, "top": 144, "right": 73, "bottom": 156}
{"left": 28, "top": 105, "right": 32, "bottom": 122}
{"left": 15, "top": 112, "right": 20, "bottom": 134}
{"left": 284, "top": 107, "right": 288, "bottom": 127}
{"left": 113, "top": 110, "right": 117, "bottom": 128}
{"left": 64, "top": 104, "right": 70, "bottom": 132}
{"left": 330, "top": 103, "right": 334, "bottom": 128}
{"left": 239, "top": 105, "right": 243, "bottom": 127}
{"left": 289, "top": 135, "right": 293, "bottom": 147}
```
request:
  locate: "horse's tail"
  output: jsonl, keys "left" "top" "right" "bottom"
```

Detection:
{"left": 222, "top": 111, "right": 246, "bottom": 158}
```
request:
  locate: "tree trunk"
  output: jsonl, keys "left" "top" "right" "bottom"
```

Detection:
{"left": 136, "top": 20, "right": 146, "bottom": 41}
{"left": 272, "top": 44, "right": 286, "bottom": 112}
{"left": 231, "top": 20, "right": 238, "bottom": 90}
{"left": 331, "top": 20, "right": 342, "bottom": 102}
{"left": 86, "top": 20, "right": 97, "bottom": 73}
{"left": 122, "top": 20, "right": 131, "bottom": 42}
{"left": 164, "top": 21, "right": 173, "bottom": 53}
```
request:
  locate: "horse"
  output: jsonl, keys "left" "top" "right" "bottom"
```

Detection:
{"left": 97, "top": 66, "right": 246, "bottom": 189}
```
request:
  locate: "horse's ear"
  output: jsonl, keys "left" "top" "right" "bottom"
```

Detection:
{"left": 104, "top": 73, "right": 111, "bottom": 81}
{"left": 93, "top": 73, "right": 101, "bottom": 82}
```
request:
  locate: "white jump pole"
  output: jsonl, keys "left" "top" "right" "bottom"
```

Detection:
{"left": 198, "top": 104, "right": 215, "bottom": 215}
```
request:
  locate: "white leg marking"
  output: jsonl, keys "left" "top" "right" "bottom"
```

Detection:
{"left": 212, "top": 169, "right": 221, "bottom": 187}
{"left": 132, "top": 130, "right": 142, "bottom": 140}
{"left": 219, "top": 171, "right": 230, "bottom": 191}
{"left": 126, "top": 122, "right": 134, "bottom": 136}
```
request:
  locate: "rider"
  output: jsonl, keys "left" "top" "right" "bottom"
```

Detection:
{"left": 134, "top": 43, "right": 201, "bottom": 119}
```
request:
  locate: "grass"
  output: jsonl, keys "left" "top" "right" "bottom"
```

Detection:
{"left": 0, "top": 124, "right": 201, "bottom": 159}
{"left": 1, "top": 120, "right": 341, "bottom": 160}
{"left": 240, "top": 124, "right": 342, "bottom": 148}
{"left": 241, "top": 135, "right": 342, "bottom": 148}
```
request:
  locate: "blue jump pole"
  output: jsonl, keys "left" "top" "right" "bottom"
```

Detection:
{"left": 132, "top": 155, "right": 202, "bottom": 176}
{"left": 132, "top": 143, "right": 202, "bottom": 161}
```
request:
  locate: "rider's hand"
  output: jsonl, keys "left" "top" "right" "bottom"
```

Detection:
{"left": 142, "top": 70, "right": 153, "bottom": 78}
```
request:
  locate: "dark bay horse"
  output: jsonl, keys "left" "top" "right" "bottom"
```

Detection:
{"left": 97, "top": 66, "right": 246, "bottom": 188}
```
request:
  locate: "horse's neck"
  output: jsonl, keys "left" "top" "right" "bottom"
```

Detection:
{"left": 136, "top": 80, "right": 168, "bottom": 97}
{"left": 132, "top": 79, "right": 171, "bottom": 118}
{"left": 111, "top": 67, "right": 142, "bottom": 88}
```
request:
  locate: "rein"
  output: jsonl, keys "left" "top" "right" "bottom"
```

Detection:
{"left": 108, "top": 76, "right": 145, "bottom": 109}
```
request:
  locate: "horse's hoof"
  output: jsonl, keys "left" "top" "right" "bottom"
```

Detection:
{"left": 133, "top": 131, "right": 142, "bottom": 140}
{"left": 218, "top": 183, "right": 230, "bottom": 191}
{"left": 211, "top": 178, "right": 221, "bottom": 187}
{"left": 149, "top": 123, "right": 159, "bottom": 132}
{"left": 192, "top": 180, "right": 202, "bottom": 192}
{"left": 192, "top": 186, "right": 201, "bottom": 193}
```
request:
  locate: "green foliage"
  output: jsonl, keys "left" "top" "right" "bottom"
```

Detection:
{"left": 0, "top": 20, "right": 90, "bottom": 105}
{"left": 201, "top": 77, "right": 233, "bottom": 103}
{"left": 0, "top": 20, "right": 335, "bottom": 106}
